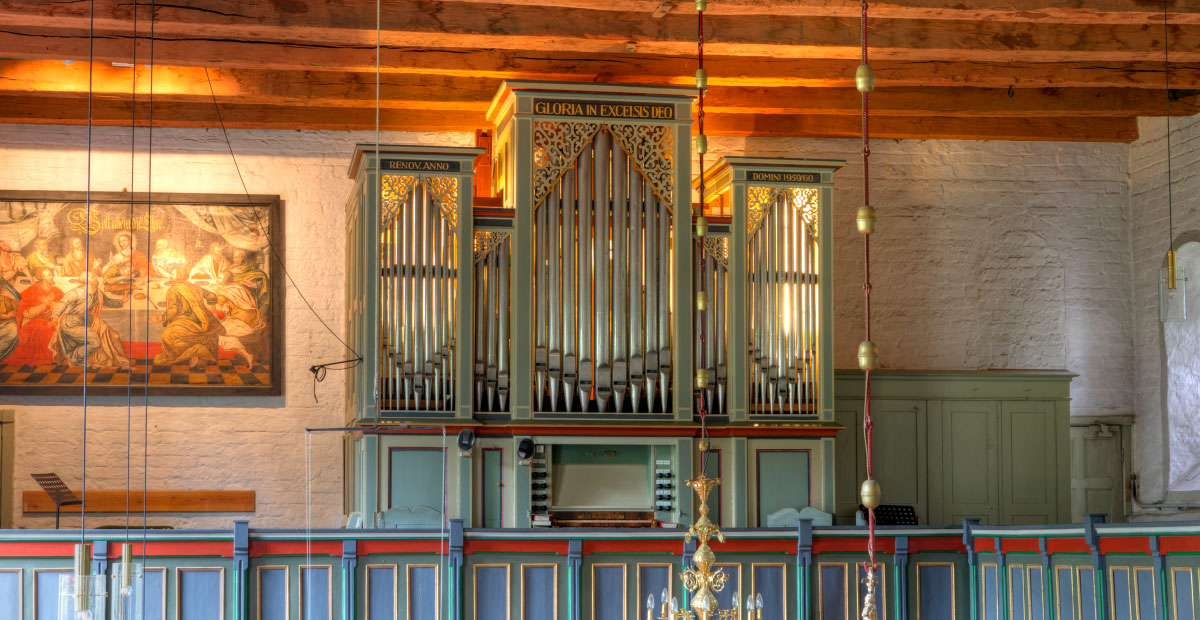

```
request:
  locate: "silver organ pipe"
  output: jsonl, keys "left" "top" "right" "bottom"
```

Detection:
{"left": 532, "top": 127, "right": 674, "bottom": 413}
{"left": 473, "top": 231, "right": 511, "bottom": 412}
{"left": 380, "top": 176, "right": 458, "bottom": 412}
{"left": 747, "top": 188, "right": 819, "bottom": 415}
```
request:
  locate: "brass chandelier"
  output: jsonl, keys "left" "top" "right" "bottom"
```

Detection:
{"left": 646, "top": 443, "right": 761, "bottom": 620}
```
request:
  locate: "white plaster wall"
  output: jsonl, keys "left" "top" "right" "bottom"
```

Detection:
{"left": 1130, "top": 113, "right": 1200, "bottom": 510}
{"left": 0, "top": 124, "right": 1137, "bottom": 528}
{"left": 706, "top": 137, "right": 1133, "bottom": 417}
{"left": 0, "top": 124, "right": 472, "bottom": 529}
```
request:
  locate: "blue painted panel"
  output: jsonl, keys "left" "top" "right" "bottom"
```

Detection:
{"left": 179, "top": 569, "right": 223, "bottom": 620}
{"left": 1011, "top": 566, "right": 1027, "bottom": 620}
{"left": 638, "top": 565, "right": 670, "bottom": 611}
{"left": 0, "top": 571, "right": 19, "bottom": 619}
{"left": 857, "top": 565, "right": 883, "bottom": 619}
{"left": 1174, "top": 570, "right": 1195, "bottom": 620}
{"left": 524, "top": 566, "right": 556, "bottom": 620}
{"left": 753, "top": 565, "right": 785, "bottom": 620}
{"left": 594, "top": 566, "right": 625, "bottom": 620}
{"left": 368, "top": 566, "right": 396, "bottom": 620}
{"left": 1054, "top": 568, "right": 1074, "bottom": 620}
{"left": 714, "top": 565, "right": 741, "bottom": 611}
{"left": 146, "top": 569, "right": 166, "bottom": 620}
{"left": 1112, "top": 568, "right": 1131, "bottom": 620}
{"left": 259, "top": 567, "right": 288, "bottom": 620}
{"left": 917, "top": 564, "right": 954, "bottom": 620}
{"left": 409, "top": 566, "right": 438, "bottom": 620}
{"left": 1028, "top": 568, "right": 1044, "bottom": 620}
{"left": 819, "top": 565, "right": 846, "bottom": 620}
{"left": 36, "top": 571, "right": 66, "bottom": 620}
{"left": 1135, "top": 570, "right": 1155, "bottom": 620}
{"left": 1079, "top": 569, "right": 1097, "bottom": 620}
{"left": 478, "top": 566, "right": 510, "bottom": 620}
{"left": 302, "top": 567, "right": 331, "bottom": 620}
{"left": 983, "top": 565, "right": 999, "bottom": 620}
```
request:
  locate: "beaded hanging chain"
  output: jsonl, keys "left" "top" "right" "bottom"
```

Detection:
{"left": 856, "top": 0, "right": 882, "bottom": 617}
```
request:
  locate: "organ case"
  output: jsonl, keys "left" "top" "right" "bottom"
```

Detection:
{"left": 487, "top": 82, "right": 696, "bottom": 420}
{"left": 696, "top": 157, "right": 842, "bottom": 422}
{"left": 346, "top": 145, "right": 483, "bottom": 421}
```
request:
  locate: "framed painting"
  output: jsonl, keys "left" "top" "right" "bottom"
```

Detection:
{"left": 0, "top": 191, "right": 282, "bottom": 395}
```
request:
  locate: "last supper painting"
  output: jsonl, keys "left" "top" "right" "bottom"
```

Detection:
{"left": 0, "top": 191, "right": 282, "bottom": 395}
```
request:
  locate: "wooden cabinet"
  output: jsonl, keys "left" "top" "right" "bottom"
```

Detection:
{"left": 834, "top": 370, "right": 1072, "bottom": 526}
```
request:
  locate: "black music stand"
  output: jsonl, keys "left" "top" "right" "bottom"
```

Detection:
{"left": 31, "top": 473, "right": 81, "bottom": 529}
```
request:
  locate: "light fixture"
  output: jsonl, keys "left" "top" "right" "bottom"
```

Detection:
{"left": 58, "top": 544, "right": 105, "bottom": 620}
{"left": 1159, "top": 2, "right": 1187, "bottom": 322}
{"left": 645, "top": 444, "right": 758, "bottom": 620}
{"left": 110, "top": 543, "right": 145, "bottom": 620}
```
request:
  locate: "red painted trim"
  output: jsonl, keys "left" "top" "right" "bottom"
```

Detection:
{"left": 1099, "top": 536, "right": 1151, "bottom": 555}
{"left": 975, "top": 538, "right": 997, "bottom": 554}
{"left": 0, "top": 541, "right": 81, "bottom": 558}
{"left": 468, "top": 539, "right": 571, "bottom": 555}
{"left": 357, "top": 540, "right": 451, "bottom": 555}
{"left": 250, "top": 540, "right": 342, "bottom": 558}
{"left": 814, "top": 537, "right": 869, "bottom": 554}
{"left": 582, "top": 540, "right": 681, "bottom": 555}
{"left": 1159, "top": 536, "right": 1200, "bottom": 553}
{"left": 473, "top": 207, "right": 513, "bottom": 218}
{"left": 999, "top": 538, "right": 1039, "bottom": 554}
{"left": 715, "top": 538, "right": 799, "bottom": 553}
{"left": 1045, "top": 538, "right": 1090, "bottom": 554}
{"left": 754, "top": 449, "right": 812, "bottom": 527}
{"left": 909, "top": 537, "right": 967, "bottom": 554}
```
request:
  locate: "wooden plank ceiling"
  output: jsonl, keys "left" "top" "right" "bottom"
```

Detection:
{"left": 1, "top": 0, "right": 1198, "bottom": 141}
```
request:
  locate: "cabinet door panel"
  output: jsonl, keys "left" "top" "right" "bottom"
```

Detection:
{"left": 1002, "top": 401, "right": 1058, "bottom": 523}
{"left": 869, "top": 400, "right": 927, "bottom": 524}
{"left": 942, "top": 400, "right": 999, "bottom": 524}
{"left": 834, "top": 406, "right": 863, "bottom": 523}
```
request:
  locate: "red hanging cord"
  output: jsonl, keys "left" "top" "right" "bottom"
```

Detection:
{"left": 696, "top": 1, "right": 709, "bottom": 431}
{"left": 860, "top": 0, "right": 878, "bottom": 580}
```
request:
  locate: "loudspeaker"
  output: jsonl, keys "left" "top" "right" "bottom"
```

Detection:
{"left": 457, "top": 429, "right": 476, "bottom": 455}
{"left": 517, "top": 438, "right": 536, "bottom": 463}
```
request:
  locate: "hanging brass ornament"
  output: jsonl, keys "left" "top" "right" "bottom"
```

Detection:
{"left": 695, "top": 0, "right": 707, "bottom": 10}
{"left": 860, "top": 568, "right": 879, "bottom": 620}
{"left": 857, "top": 341, "right": 879, "bottom": 371}
{"left": 697, "top": 290, "right": 708, "bottom": 311}
{"left": 860, "top": 478, "right": 881, "bottom": 509}
{"left": 696, "top": 368, "right": 709, "bottom": 389}
{"left": 696, "top": 134, "right": 708, "bottom": 154}
{"left": 696, "top": 68, "right": 708, "bottom": 90}
{"left": 695, "top": 215, "right": 708, "bottom": 238}
{"left": 856, "top": 205, "right": 877, "bottom": 235}
{"left": 855, "top": 64, "right": 876, "bottom": 93}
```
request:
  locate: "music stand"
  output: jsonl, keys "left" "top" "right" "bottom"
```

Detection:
{"left": 31, "top": 473, "right": 81, "bottom": 529}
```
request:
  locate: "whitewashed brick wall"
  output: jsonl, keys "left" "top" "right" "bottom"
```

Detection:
{"left": 0, "top": 124, "right": 1135, "bottom": 528}
{"left": 1130, "top": 113, "right": 1200, "bottom": 514}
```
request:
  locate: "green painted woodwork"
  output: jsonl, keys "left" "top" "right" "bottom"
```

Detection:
{"left": 756, "top": 450, "right": 812, "bottom": 527}
{"left": 0, "top": 409, "right": 11, "bottom": 529}
{"left": 1069, "top": 416, "right": 1130, "bottom": 524}
{"left": 388, "top": 449, "right": 445, "bottom": 511}
{"left": 483, "top": 449, "right": 503, "bottom": 528}
{"left": 834, "top": 370, "right": 1074, "bottom": 526}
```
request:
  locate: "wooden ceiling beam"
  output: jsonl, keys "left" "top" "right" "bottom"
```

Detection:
{"left": 3, "top": 2, "right": 1199, "bottom": 63}
{"left": 6, "top": 61, "right": 1196, "bottom": 119}
{"left": 0, "top": 94, "right": 1139, "bottom": 142}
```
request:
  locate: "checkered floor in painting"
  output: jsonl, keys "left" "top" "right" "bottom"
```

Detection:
{"left": 0, "top": 358, "right": 270, "bottom": 386}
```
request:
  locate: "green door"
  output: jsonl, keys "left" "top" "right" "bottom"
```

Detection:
{"left": 1001, "top": 400, "right": 1059, "bottom": 524}
{"left": 482, "top": 448, "right": 503, "bottom": 527}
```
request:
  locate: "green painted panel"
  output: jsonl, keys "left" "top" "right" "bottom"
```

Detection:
{"left": 942, "top": 401, "right": 999, "bottom": 524}
{"left": 553, "top": 445, "right": 650, "bottom": 465}
{"left": 1002, "top": 401, "right": 1058, "bottom": 524}
{"left": 833, "top": 407, "right": 861, "bottom": 523}
{"left": 388, "top": 448, "right": 444, "bottom": 510}
{"left": 870, "top": 401, "right": 926, "bottom": 523}
{"left": 756, "top": 450, "right": 811, "bottom": 526}
{"left": 483, "top": 448, "right": 503, "bottom": 528}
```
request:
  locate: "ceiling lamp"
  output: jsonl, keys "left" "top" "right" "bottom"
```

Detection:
{"left": 1160, "top": 1, "right": 1186, "bottom": 322}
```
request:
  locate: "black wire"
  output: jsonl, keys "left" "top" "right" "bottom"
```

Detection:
{"left": 201, "top": 67, "right": 361, "bottom": 360}
{"left": 1164, "top": 0, "right": 1175, "bottom": 246}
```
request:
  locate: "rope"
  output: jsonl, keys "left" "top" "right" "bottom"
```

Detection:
{"left": 81, "top": 0, "right": 95, "bottom": 545}
{"left": 860, "top": 0, "right": 878, "bottom": 577}
{"left": 695, "top": 0, "right": 710, "bottom": 462}
{"left": 1164, "top": 0, "right": 1174, "bottom": 245}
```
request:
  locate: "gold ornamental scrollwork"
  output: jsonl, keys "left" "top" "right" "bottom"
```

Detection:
{"left": 532, "top": 120, "right": 601, "bottom": 208}
{"left": 789, "top": 187, "right": 819, "bottom": 236}
{"left": 608, "top": 123, "right": 675, "bottom": 206}
{"left": 703, "top": 236, "right": 729, "bottom": 268}
{"left": 381, "top": 174, "right": 459, "bottom": 229}
{"left": 746, "top": 186, "right": 780, "bottom": 238}
{"left": 381, "top": 174, "right": 419, "bottom": 227}
{"left": 473, "top": 231, "right": 510, "bottom": 264}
